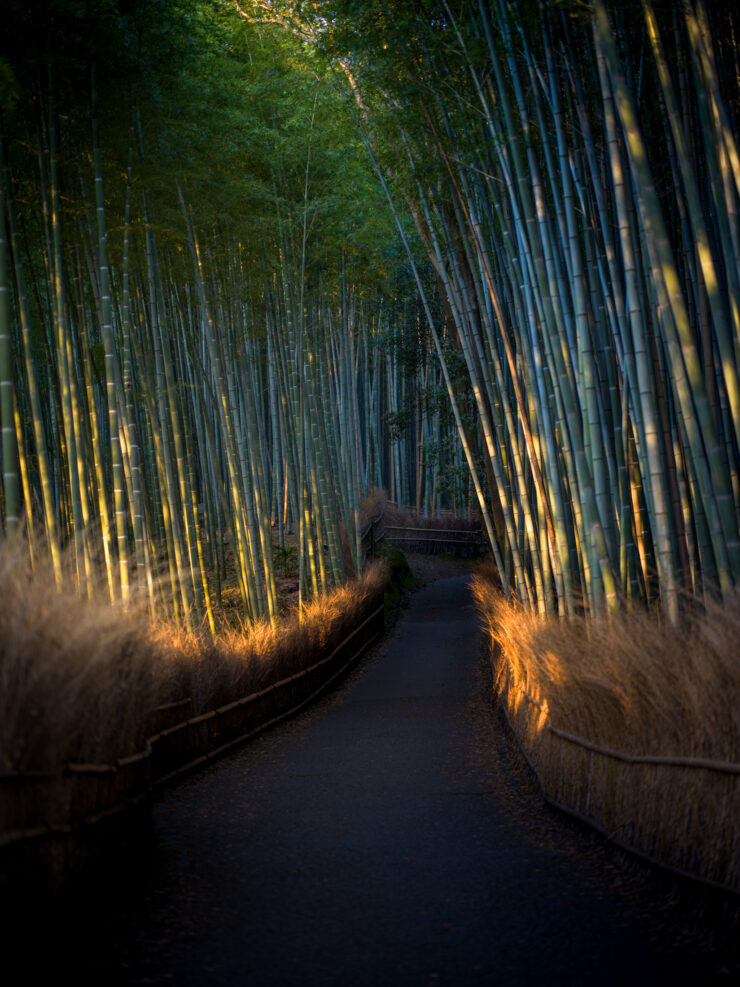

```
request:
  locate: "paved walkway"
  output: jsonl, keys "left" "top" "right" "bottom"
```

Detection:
{"left": 11, "top": 573, "right": 723, "bottom": 984}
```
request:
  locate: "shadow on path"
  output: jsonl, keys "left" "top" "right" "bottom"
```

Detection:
{"left": 8, "top": 573, "right": 728, "bottom": 984}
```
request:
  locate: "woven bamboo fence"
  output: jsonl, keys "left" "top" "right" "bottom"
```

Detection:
{"left": 0, "top": 602, "right": 384, "bottom": 890}
{"left": 491, "top": 644, "right": 740, "bottom": 896}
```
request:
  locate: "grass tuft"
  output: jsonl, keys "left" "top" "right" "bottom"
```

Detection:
{"left": 471, "top": 566, "right": 740, "bottom": 893}
{"left": 0, "top": 543, "right": 386, "bottom": 774}
{"left": 0, "top": 544, "right": 162, "bottom": 772}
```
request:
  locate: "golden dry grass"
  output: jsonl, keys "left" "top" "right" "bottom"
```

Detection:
{"left": 0, "top": 545, "right": 163, "bottom": 772}
{"left": 471, "top": 565, "right": 740, "bottom": 893}
{"left": 0, "top": 543, "right": 386, "bottom": 775}
{"left": 156, "top": 561, "right": 386, "bottom": 717}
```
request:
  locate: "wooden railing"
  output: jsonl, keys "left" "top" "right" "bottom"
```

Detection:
{"left": 0, "top": 601, "right": 385, "bottom": 888}
{"left": 361, "top": 513, "right": 386, "bottom": 561}
{"left": 493, "top": 645, "right": 740, "bottom": 897}
{"left": 383, "top": 524, "right": 487, "bottom": 557}
{"left": 361, "top": 505, "right": 488, "bottom": 561}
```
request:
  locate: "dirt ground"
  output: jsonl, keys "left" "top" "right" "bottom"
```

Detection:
{"left": 404, "top": 550, "right": 479, "bottom": 585}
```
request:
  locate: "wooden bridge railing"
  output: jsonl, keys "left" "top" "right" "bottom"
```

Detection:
{"left": 361, "top": 506, "right": 487, "bottom": 561}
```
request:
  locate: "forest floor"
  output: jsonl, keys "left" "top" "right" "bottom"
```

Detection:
{"left": 404, "top": 551, "right": 478, "bottom": 585}
{"left": 6, "top": 557, "right": 737, "bottom": 985}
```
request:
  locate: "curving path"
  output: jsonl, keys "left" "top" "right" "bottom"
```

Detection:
{"left": 11, "top": 571, "right": 725, "bottom": 984}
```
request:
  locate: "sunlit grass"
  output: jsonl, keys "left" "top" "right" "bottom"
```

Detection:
{"left": 0, "top": 543, "right": 163, "bottom": 772}
{"left": 472, "top": 564, "right": 740, "bottom": 891}
{"left": 0, "top": 540, "right": 386, "bottom": 774}
{"left": 156, "top": 561, "right": 386, "bottom": 716}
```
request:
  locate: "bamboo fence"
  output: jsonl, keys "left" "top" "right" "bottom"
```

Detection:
{"left": 0, "top": 599, "right": 384, "bottom": 890}
{"left": 491, "top": 644, "right": 740, "bottom": 896}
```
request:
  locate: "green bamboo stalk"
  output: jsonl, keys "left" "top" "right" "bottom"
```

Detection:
{"left": 0, "top": 134, "right": 21, "bottom": 537}
{"left": 92, "top": 66, "right": 128, "bottom": 602}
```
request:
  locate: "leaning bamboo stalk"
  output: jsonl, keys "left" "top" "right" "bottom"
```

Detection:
{"left": 594, "top": 0, "right": 740, "bottom": 596}
{"left": 0, "top": 157, "right": 19, "bottom": 537}
{"left": 92, "top": 67, "right": 128, "bottom": 602}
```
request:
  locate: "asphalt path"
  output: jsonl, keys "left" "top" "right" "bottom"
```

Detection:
{"left": 13, "top": 571, "right": 727, "bottom": 984}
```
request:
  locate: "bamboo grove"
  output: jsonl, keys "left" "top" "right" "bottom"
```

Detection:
{"left": 0, "top": 1, "right": 471, "bottom": 626}
{"left": 2, "top": 0, "right": 739, "bottom": 627}
{"left": 280, "top": 0, "right": 740, "bottom": 621}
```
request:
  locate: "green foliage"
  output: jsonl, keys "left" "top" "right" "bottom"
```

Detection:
{"left": 273, "top": 544, "right": 298, "bottom": 578}
{"left": 0, "top": 59, "right": 19, "bottom": 113}
{"left": 235, "top": 0, "right": 740, "bottom": 615}
{"left": 0, "top": 0, "right": 404, "bottom": 291}
{"left": 377, "top": 543, "right": 415, "bottom": 611}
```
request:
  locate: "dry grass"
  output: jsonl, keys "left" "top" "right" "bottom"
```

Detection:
{"left": 0, "top": 541, "right": 386, "bottom": 888}
{"left": 359, "top": 487, "right": 388, "bottom": 530}
{"left": 472, "top": 564, "right": 740, "bottom": 893}
{"left": 0, "top": 543, "right": 386, "bottom": 775}
{"left": 0, "top": 546, "right": 164, "bottom": 772}
{"left": 155, "top": 561, "right": 386, "bottom": 717}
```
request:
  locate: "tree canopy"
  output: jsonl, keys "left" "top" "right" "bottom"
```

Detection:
{"left": 1, "top": 0, "right": 738, "bottom": 622}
